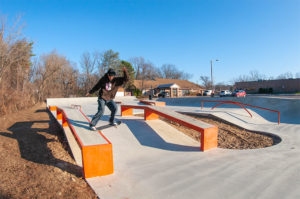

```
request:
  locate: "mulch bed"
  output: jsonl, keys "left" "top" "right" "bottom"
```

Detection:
{"left": 135, "top": 113, "right": 279, "bottom": 149}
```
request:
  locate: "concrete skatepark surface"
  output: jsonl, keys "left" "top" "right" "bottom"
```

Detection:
{"left": 47, "top": 96, "right": 300, "bottom": 199}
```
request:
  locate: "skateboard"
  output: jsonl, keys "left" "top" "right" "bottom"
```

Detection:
{"left": 96, "top": 121, "right": 122, "bottom": 130}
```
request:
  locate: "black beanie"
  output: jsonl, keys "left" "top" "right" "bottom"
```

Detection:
{"left": 107, "top": 68, "right": 116, "bottom": 76}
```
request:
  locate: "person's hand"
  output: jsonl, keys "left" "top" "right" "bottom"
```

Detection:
{"left": 122, "top": 67, "right": 127, "bottom": 72}
{"left": 85, "top": 92, "right": 90, "bottom": 97}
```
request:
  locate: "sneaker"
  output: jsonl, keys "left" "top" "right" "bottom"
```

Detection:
{"left": 90, "top": 125, "right": 96, "bottom": 131}
{"left": 109, "top": 121, "right": 118, "bottom": 126}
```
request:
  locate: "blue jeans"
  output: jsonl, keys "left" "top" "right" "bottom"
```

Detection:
{"left": 90, "top": 98, "right": 117, "bottom": 127}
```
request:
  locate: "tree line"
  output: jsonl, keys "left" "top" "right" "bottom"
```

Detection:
{"left": 199, "top": 70, "right": 300, "bottom": 91}
{"left": 232, "top": 70, "right": 300, "bottom": 83}
{"left": 0, "top": 17, "right": 192, "bottom": 114}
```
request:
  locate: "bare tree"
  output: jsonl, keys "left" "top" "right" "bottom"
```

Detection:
{"left": 138, "top": 61, "right": 150, "bottom": 91}
{"left": 277, "top": 72, "right": 293, "bottom": 79}
{"left": 0, "top": 15, "right": 34, "bottom": 114}
{"left": 249, "top": 70, "right": 266, "bottom": 81}
{"left": 129, "top": 57, "right": 162, "bottom": 92}
{"left": 296, "top": 72, "right": 300, "bottom": 78}
{"left": 181, "top": 72, "right": 193, "bottom": 80}
{"left": 161, "top": 64, "right": 179, "bottom": 79}
{"left": 129, "top": 56, "right": 145, "bottom": 80}
{"left": 143, "top": 62, "right": 161, "bottom": 80}
{"left": 93, "top": 51, "right": 104, "bottom": 76}
{"left": 232, "top": 75, "right": 250, "bottom": 83}
{"left": 0, "top": 16, "right": 31, "bottom": 87}
{"left": 32, "top": 51, "right": 78, "bottom": 100}
{"left": 160, "top": 64, "right": 192, "bottom": 80}
{"left": 199, "top": 76, "right": 212, "bottom": 89}
{"left": 80, "top": 52, "right": 97, "bottom": 92}
{"left": 60, "top": 62, "right": 80, "bottom": 97}
{"left": 81, "top": 52, "right": 96, "bottom": 75}
{"left": 233, "top": 70, "right": 267, "bottom": 83}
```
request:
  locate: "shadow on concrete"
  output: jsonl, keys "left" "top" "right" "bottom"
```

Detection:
{"left": 68, "top": 118, "right": 119, "bottom": 131}
{"left": 63, "top": 111, "right": 200, "bottom": 151}
{"left": 121, "top": 118, "right": 200, "bottom": 152}
{"left": 69, "top": 115, "right": 112, "bottom": 130}
{"left": 0, "top": 109, "right": 82, "bottom": 177}
{"left": 86, "top": 115, "right": 111, "bottom": 123}
{"left": 68, "top": 119, "right": 90, "bottom": 130}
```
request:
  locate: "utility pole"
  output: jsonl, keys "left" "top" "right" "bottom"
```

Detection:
{"left": 210, "top": 59, "right": 219, "bottom": 95}
{"left": 210, "top": 60, "right": 213, "bottom": 91}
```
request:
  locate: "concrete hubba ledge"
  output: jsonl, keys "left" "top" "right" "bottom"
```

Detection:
{"left": 121, "top": 105, "right": 218, "bottom": 151}
{"left": 48, "top": 105, "right": 114, "bottom": 178}
{"left": 46, "top": 96, "right": 138, "bottom": 107}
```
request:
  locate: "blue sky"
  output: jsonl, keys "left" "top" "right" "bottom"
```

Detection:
{"left": 1, "top": 0, "right": 300, "bottom": 84}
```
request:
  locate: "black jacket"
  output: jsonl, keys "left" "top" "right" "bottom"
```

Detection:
{"left": 89, "top": 70, "right": 129, "bottom": 100}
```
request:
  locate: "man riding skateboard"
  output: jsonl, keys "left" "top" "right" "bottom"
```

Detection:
{"left": 86, "top": 67, "right": 128, "bottom": 131}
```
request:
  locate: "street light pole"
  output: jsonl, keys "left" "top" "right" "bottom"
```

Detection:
{"left": 210, "top": 59, "right": 219, "bottom": 95}
{"left": 210, "top": 60, "right": 213, "bottom": 91}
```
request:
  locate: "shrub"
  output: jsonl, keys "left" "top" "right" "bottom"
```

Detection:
{"left": 268, "top": 88, "right": 273, "bottom": 93}
{"left": 258, "top": 87, "right": 273, "bottom": 94}
{"left": 133, "top": 88, "right": 142, "bottom": 97}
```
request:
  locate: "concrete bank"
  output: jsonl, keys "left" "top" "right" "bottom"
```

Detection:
{"left": 157, "top": 96, "right": 300, "bottom": 124}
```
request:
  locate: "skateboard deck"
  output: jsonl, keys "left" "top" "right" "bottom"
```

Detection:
{"left": 96, "top": 121, "right": 122, "bottom": 130}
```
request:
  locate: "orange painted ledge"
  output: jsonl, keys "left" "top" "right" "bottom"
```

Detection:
{"left": 144, "top": 109, "right": 159, "bottom": 120}
{"left": 49, "top": 106, "right": 57, "bottom": 111}
{"left": 121, "top": 106, "right": 133, "bottom": 116}
{"left": 50, "top": 106, "right": 114, "bottom": 178}
{"left": 201, "top": 127, "right": 218, "bottom": 151}
{"left": 82, "top": 144, "right": 114, "bottom": 178}
{"left": 120, "top": 105, "right": 218, "bottom": 151}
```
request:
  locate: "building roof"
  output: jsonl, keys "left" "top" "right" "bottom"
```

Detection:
{"left": 157, "top": 83, "right": 179, "bottom": 88}
{"left": 117, "top": 87, "right": 124, "bottom": 91}
{"left": 134, "top": 78, "right": 204, "bottom": 90}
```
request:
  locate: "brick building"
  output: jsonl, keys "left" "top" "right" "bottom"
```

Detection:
{"left": 235, "top": 78, "right": 300, "bottom": 93}
{"left": 134, "top": 78, "right": 204, "bottom": 97}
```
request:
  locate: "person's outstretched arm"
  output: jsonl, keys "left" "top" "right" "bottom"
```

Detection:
{"left": 115, "top": 67, "right": 129, "bottom": 86}
{"left": 85, "top": 76, "right": 105, "bottom": 96}
{"left": 123, "top": 67, "right": 129, "bottom": 83}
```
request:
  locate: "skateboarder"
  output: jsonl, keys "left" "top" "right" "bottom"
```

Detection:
{"left": 86, "top": 67, "right": 128, "bottom": 130}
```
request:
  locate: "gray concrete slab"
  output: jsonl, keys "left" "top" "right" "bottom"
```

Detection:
{"left": 47, "top": 96, "right": 300, "bottom": 199}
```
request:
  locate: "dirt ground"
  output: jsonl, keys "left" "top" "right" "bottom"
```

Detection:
{"left": 136, "top": 113, "right": 277, "bottom": 149}
{"left": 0, "top": 103, "right": 97, "bottom": 199}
